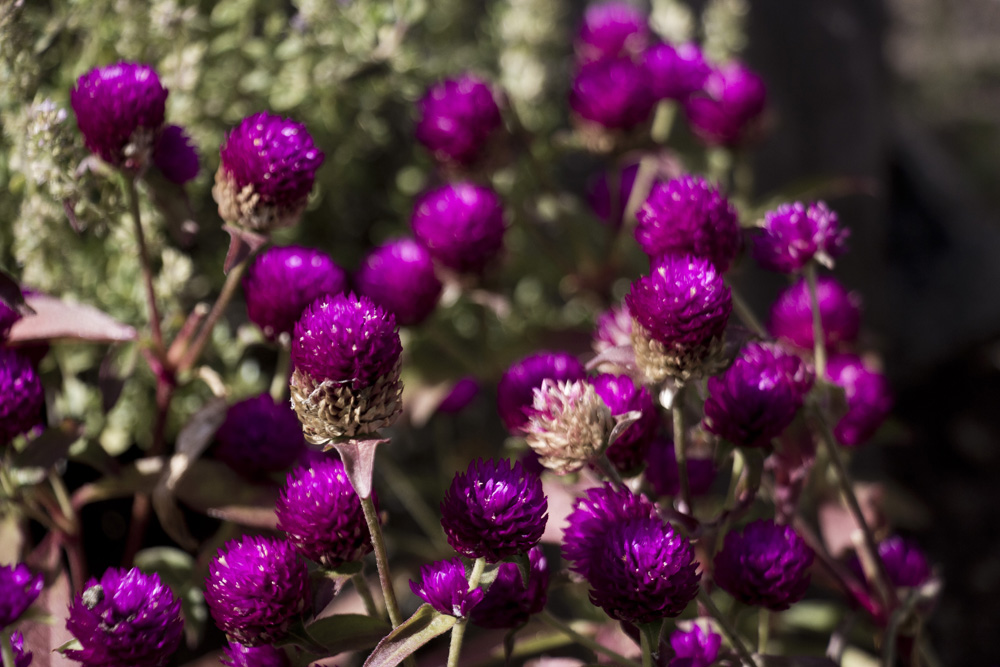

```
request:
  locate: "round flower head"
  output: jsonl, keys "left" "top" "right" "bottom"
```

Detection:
{"left": 588, "top": 516, "right": 701, "bottom": 623}
{"left": 221, "top": 641, "right": 289, "bottom": 667}
{"left": 215, "top": 394, "right": 305, "bottom": 476}
{"left": 739, "top": 342, "right": 814, "bottom": 401}
{"left": 626, "top": 254, "right": 732, "bottom": 382}
{"left": 409, "top": 558, "right": 484, "bottom": 618}
{"left": 714, "top": 519, "right": 814, "bottom": 610}
{"left": 576, "top": 1, "right": 650, "bottom": 64}
{"left": 437, "top": 376, "right": 480, "bottom": 414}
{"left": 152, "top": 125, "right": 199, "bottom": 185}
{"left": 244, "top": 245, "right": 348, "bottom": 341}
{"left": 214, "top": 112, "right": 324, "bottom": 232}
{"left": 205, "top": 535, "right": 310, "bottom": 646}
{"left": 669, "top": 624, "right": 722, "bottom": 667}
{"left": 441, "top": 458, "right": 548, "bottom": 563}
{"left": 70, "top": 62, "right": 168, "bottom": 170}
{"left": 644, "top": 43, "right": 711, "bottom": 101}
{"left": 587, "top": 162, "right": 640, "bottom": 228}
{"left": 523, "top": 379, "right": 615, "bottom": 475}
{"left": 635, "top": 176, "right": 742, "bottom": 272}
{"left": 593, "top": 301, "right": 633, "bottom": 355}
{"left": 769, "top": 275, "right": 861, "bottom": 351}
{"left": 646, "top": 436, "right": 717, "bottom": 498}
{"left": 65, "top": 567, "right": 183, "bottom": 667}
{"left": 0, "top": 563, "right": 44, "bottom": 627}
{"left": 8, "top": 631, "right": 31, "bottom": 667}
{"left": 497, "top": 351, "right": 586, "bottom": 433}
{"left": 826, "top": 354, "right": 893, "bottom": 446}
{"left": 411, "top": 183, "right": 505, "bottom": 274}
{"left": 569, "top": 58, "right": 655, "bottom": 131}
{"left": 354, "top": 238, "right": 442, "bottom": 326}
{"left": 1, "top": 348, "right": 45, "bottom": 445}
{"left": 1, "top": 298, "right": 22, "bottom": 341}
{"left": 470, "top": 546, "right": 549, "bottom": 629}
{"left": 415, "top": 74, "right": 502, "bottom": 166}
{"left": 753, "top": 201, "right": 849, "bottom": 273}
{"left": 847, "top": 536, "right": 931, "bottom": 590}
{"left": 562, "top": 483, "right": 657, "bottom": 578}
{"left": 276, "top": 459, "right": 373, "bottom": 567}
{"left": 290, "top": 293, "right": 403, "bottom": 442}
{"left": 590, "top": 373, "right": 658, "bottom": 473}
{"left": 684, "top": 61, "right": 767, "bottom": 147}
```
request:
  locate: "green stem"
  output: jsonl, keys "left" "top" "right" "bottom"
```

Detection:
{"left": 352, "top": 572, "right": 381, "bottom": 619}
{"left": 714, "top": 449, "right": 745, "bottom": 554}
{"left": 360, "top": 495, "right": 405, "bottom": 629}
{"left": 468, "top": 556, "right": 486, "bottom": 590}
{"left": 698, "top": 589, "right": 758, "bottom": 667}
{"left": 269, "top": 344, "right": 291, "bottom": 401}
{"left": 758, "top": 608, "right": 769, "bottom": 655}
{"left": 672, "top": 383, "right": 691, "bottom": 512}
{"left": 639, "top": 624, "right": 657, "bottom": 667}
{"left": 729, "top": 285, "right": 768, "bottom": 339}
{"left": 177, "top": 257, "right": 251, "bottom": 373}
{"left": 538, "top": 611, "right": 642, "bottom": 667}
{"left": 596, "top": 454, "right": 626, "bottom": 490}
{"left": 805, "top": 262, "right": 827, "bottom": 380}
{"left": 122, "top": 173, "right": 163, "bottom": 352}
{"left": 0, "top": 628, "right": 15, "bottom": 667}
{"left": 446, "top": 558, "right": 486, "bottom": 667}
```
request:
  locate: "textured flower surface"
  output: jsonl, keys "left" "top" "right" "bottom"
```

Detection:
{"left": 415, "top": 74, "right": 502, "bottom": 165}
{"left": 714, "top": 519, "right": 814, "bottom": 610}
{"left": 668, "top": 625, "right": 722, "bottom": 667}
{"left": 496, "top": 351, "right": 586, "bottom": 432}
{"left": 276, "top": 459, "right": 373, "bottom": 567}
{"left": 593, "top": 301, "right": 633, "bottom": 354}
{"left": 441, "top": 458, "right": 548, "bottom": 563}
{"left": 645, "top": 43, "right": 711, "bottom": 101}
{"left": 769, "top": 276, "right": 861, "bottom": 351}
{"left": 0, "top": 563, "right": 44, "bottom": 627}
{"left": 215, "top": 394, "right": 305, "bottom": 476}
{"left": 205, "top": 535, "right": 310, "bottom": 646}
{"left": 847, "top": 536, "right": 931, "bottom": 590}
{"left": 409, "top": 558, "right": 483, "bottom": 618}
{"left": 65, "top": 568, "right": 183, "bottom": 667}
{"left": 9, "top": 631, "right": 32, "bottom": 667}
{"left": 576, "top": 1, "right": 650, "bottom": 63}
{"left": 646, "top": 436, "right": 717, "bottom": 498}
{"left": 0, "top": 348, "right": 44, "bottom": 446}
{"left": 570, "top": 58, "right": 655, "bottom": 130}
{"left": 523, "top": 379, "right": 615, "bottom": 474}
{"left": 410, "top": 183, "right": 505, "bottom": 274}
{"left": 152, "top": 125, "right": 199, "bottom": 185}
{"left": 470, "top": 546, "right": 549, "bottom": 629}
{"left": 827, "top": 354, "right": 893, "bottom": 446}
{"left": 684, "top": 61, "right": 766, "bottom": 146}
{"left": 220, "top": 641, "right": 289, "bottom": 667}
{"left": 635, "top": 176, "right": 742, "bottom": 272}
{"left": 562, "top": 483, "right": 657, "bottom": 578}
{"left": 243, "top": 245, "right": 348, "bottom": 340}
{"left": 739, "top": 342, "right": 814, "bottom": 401}
{"left": 591, "top": 373, "right": 658, "bottom": 473}
{"left": 753, "top": 201, "right": 849, "bottom": 273}
{"left": 355, "top": 238, "right": 442, "bottom": 326}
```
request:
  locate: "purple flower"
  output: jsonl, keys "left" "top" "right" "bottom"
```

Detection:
{"left": 496, "top": 351, "right": 586, "bottom": 433}
{"left": 276, "top": 459, "right": 373, "bottom": 568}
{"left": 152, "top": 125, "right": 199, "bottom": 185}
{"left": 215, "top": 394, "right": 305, "bottom": 476}
{"left": 645, "top": 436, "right": 717, "bottom": 498}
{"left": 221, "top": 641, "right": 289, "bottom": 667}
{"left": 587, "top": 516, "right": 701, "bottom": 623}
{"left": 847, "top": 536, "right": 931, "bottom": 590}
{"left": 587, "top": 162, "right": 640, "bottom": 228}
{"left": 523, "top": 380, "right": 615, "bottom": 475}
{"left": 562, "top": 483, "right": 657, "bottom": 579}
{"left": 1, "top": 298, "right": 23, "bottom": 341}
{"left": 9, "top": 631, "right": 32, "bottom": 667}
{"left": 769, "top": 276, "right": 861, "bottom": 351}
{"left": 415, "top": 74, "right": 502, "bottom": 166}
{"left": 470, "top": 546, "right": 549, "bottom": 629}
{"left": 65, "top": 568, "right": 183, "bottom": 667}
{"left": 669, "top": 625, "right": 722, "bottom": 667}
{"left": 714, "top": 519, "right": 813, "bottom": 610}
{"left": 437, "top": 377, "right": 480, "bottom": 414}
{"left": 1, "top": 348, "right": 44, "bottom": 446}
{"left": 753, "top": 201, "right": 849, "bottom": 273}
{"left": 70, "top": 62, "right": 168, "bottom": 170}
{"left": 0, "top": 563, "right": 43, "bottom": 627}
{"left": 570, "top": 58, "right": 655, "bottom": 130}
{"left": 354, "top": 238, "right": 442, "bottom": 326}
{"left": 739, "top": 342, "right": 815, "bottom": 401}
{"left": 590, "top": 373, "right": 658, "bottom": 473}
{"left": 826, "top": 354, "right": 893, "bottom": 446}
{"left": 644, "top": 43, "right": 711, "bottom": 101}
{"left": 635, "top": 176, "right": 742, "bottom": 272}
{"left": 409, "top": 558, "right": 483, "bottom": 618}
{"left": 593, "top": 301, "right": 633, "bottom": 354}
{"left": 684, "top": 61, "right": 767, "bottom": 147}
{"left": 411, "top": 183, "right": 505, "bottom": 274}
{"left": 576, "top": 1, "right": 650, "bottom": 64}
{"left": 205, "top": 535, "right": 310, "bottom": 646}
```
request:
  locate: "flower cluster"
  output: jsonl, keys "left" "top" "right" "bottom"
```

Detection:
{"left": 714, "top": 519, "right": 814, "bottom": 610}
{"left": 753, "top": 201, "right": 849, "bottom": 273}
{"left": 410, "top": 183, "right": 506, "bottom": 274}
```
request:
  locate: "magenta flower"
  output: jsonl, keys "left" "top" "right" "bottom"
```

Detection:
{"left": 669, "top": 625, "right": 722, "bottom": 667}
{"left": 1, "top": 348, "right": 44, "bottom": 446}
{"left": 496, "top": 351, "right": 586, "bottom": 433}
{"left": 410, "top": 183, "right": 505, "bottom": 274}
{"left": 409, "top": 558, "right": 483, "bottom": 618}
{"left": 415, "top": 74, "right": 502, "bottom": 166}
{"left": 593, "top": 301, "right": 633, "bottom": 354}
{"left": 591, "top": 373, "right": 659, "bottom": 473}
{"left": 646, "top": 436, "right": 717, "bottom": 498}
{"left": 215, "top": 394, "right": 305, "bottom": 476}
{"left": 826, "top": 354, "right": 893, "bottom": 446}
{"left": 739, "top": 341, "right": 815, "bottom": 401}
{"left": 684, "top": 61, "right": 767, "bottom": 147}
{"left": 8, "top": 631, "right": 31, "bottom": 667}
{"left": 221, "top": 641, "right": 289, "bottom": 667}
{"left": 354, "top": 238, "right": 442, "bottom": 326}
{"left": 151, "top": 125, "right": 199, "bottom": 185}
{"left": 570, "top": 58, "right": 655, "bottom": 130}
{"left": 644, "top": 43, "right": 711, "bottom": 101}
{"left": 576, "top": 1, "right": 650, "bottom": 64}
{"left": 769, "top": 275, "right": 861, "bottom": 351}
{"left": 562, "top": 483, "right": 657, "bottom": 579}
{"left": 470, "top": 546, "right": 549, "bottom": 629}
{"left": 437, "top": 377, "right": 480, "bottom": 414}
{"left": 714, "top": 519, "right": 814, "bottom": 610}
{"left": 0, "top": 563, "right": 43, "bottom": 627}
{"left": 753, "top": 201, "right": 849, "bottom": 273}
{"left": 847, "top": 536, "right": 931, "bottom": 590}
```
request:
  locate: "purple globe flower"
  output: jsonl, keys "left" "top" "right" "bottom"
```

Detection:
{"left": 523, "top": 379, "right": 615, "bottom": 475}
{"left": 214, "top": 112, "right": 324, "bottom": 232}
{"left": 152, "top": 125, "right": 199, "bottom": 185}
{"left": 1, "top": 348, "right": 45, "bottom": 446}
{"left": 441, "top": 458, "right": 547, "bottom": 563}
{"left": 65, "top": 568, "right": 183, "bottom": 667}
{"left": 244, "top": 245, "right": 348, "bottom": 341}
{"left": 570, "top": 58, "right": 656, "bottom": 130}
{"left": 205, "top": 535, "right": 310, "bottom": 646}
{"left": 753, "top": 201, "right": 849, "bottom": 274}
{"left": 576, "top": 1, "right": 650, "bottom": 64}
{"left": 470, "top": 546, "right": 549, "bottom": 629}
{"left": 635, "top": 176, "right": 742, "bottom": 272}
{"left": 9, "top": 631, "right": 32, "bottom": 667}
{"left": 644, "top": 43, "right": 711, "bottom": 101}
{"left": 646, "top": 436, "right": 717, "bottom": 498}
{"left": 769, "top": 275, "right": 861, "bottom": 352}
{"left": 684, "top": 61, "right": 767, "bottom": 147}
{"left": 0, "top": 563, "right": 43, "bottom": 627}
{"left": 497, "top": 351, "right": 586, "bottom": 433}
{"left": 590, "top": 373, "right": 658, "bottom": 473}
{"left": 215, "top": 394, "right": 305, "bottom": 476}
{"left": 739, "top": 342, "right": 815, "bottom": 401}
{"left": 826, "top": 354, "right": 893, "bottom": 447}
{"left": 411, "top": 183, "right": 505, "bottom": 274}
{"left": 593, "top": 301, "right": 633, "bottom": 354}
{"left": 221, "top": 641, "right": 289, "bottom": 667}
{"left": 415, "top": 74, "right": 502, "bottom": 166}
{"left": 290, "top": 293, "right": 402, "bottom": 442}
{"left": 1, "top": 298, "right": 22, "bottom": 341}
{"left": 626, "top": 254, "right": 732, "bottom": 381}
{"left": 847, "top": 536, "right": 931, "bottom": 590}
{"left": 669, "top": 625, "right": 722, "bottom": 667}
{"left": 409, "top": 558, "right": 484, "bottom": 618}
{"left": 437, "top": 377, "right": 480, "bottom": 414}
{"left": 354, "top": 238, "right": 442, "bottom": 326}
{"left": 587, "top": 516, "right": 701, "bottom": 623}
{"left": 70, "top": 62, "right": 168, "bottom": 170}
{"left": 276, "top": 459, "right": 373, "bottom": 567}
{"left": 562, "top": 483, "right": 657, "bottom": 578}
{"left": 714, "top": 519, "right": 814, "bottom": 610}
{"left": 587, "top": 162, "right": 640, "bottom": 228}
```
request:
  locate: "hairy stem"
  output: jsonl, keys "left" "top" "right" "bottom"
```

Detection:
{"left": 698, "top": 589, "right": 758, "bottom": 667}
{"left": 805, "top": 262, "right": 826, "bottom": 380}
{"left": 729, "top": 285, "right": 768, "bottom": 339}
{"left": 446, "top": 558, "right": 485, "bottom": 667}
{"left": 596, "top": 454, "right": 626, "bottom": 490}
{"left": 351, "top": 572, "right": 381, "bottom": 619}
{"left": 122, "top": 173, "right": 163, "bottom": 352}
{"left": 360, "top": 494, "right": 404, "bottom": 629}
{"left": 538, "top": 611, "right": 642, "bottom": 667}
{"left": 0, "top": 628, "right": 15, "bottom": 667}
{"left": 758, "top": 608, "right": 769, "bottom": 655}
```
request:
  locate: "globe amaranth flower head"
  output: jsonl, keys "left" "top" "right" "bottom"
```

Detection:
{"left": 214, "top": 112, "right": 324, "bottom": 233}
{"left": 152, "top": 125, "right": 199, "bottom": 185}
{"left": 644, "top": 43, "right": 711, "bottom": 102}
{"left": 290, "top": 293, "right": 403, "bottom": 442}
{"left": 441, "top": 458, "right": 548, "bottom": 563}
{"left": 409, "top": 558, "right": 484, "bottom": 618}
{"left": 71, "top": 62, "right": 168, "bottom": 171}
{"left": 668, "top": 624, "right": 722, "bottom": 667}
{"left": 205, "top": 535, "right": 310, "bottom": 646}
{"left": 587, "top": 516, "right": 701, "bottom": 623}
{"left": 684, "top": 61, "right": 767, "bottom": 147}
{"left": 562, "top": 483, "right": 657, "bottom": 579}
{"left": 1, "top": 348, "right": 45, "bottom": 446}
{"left": 826, "top": 354, "right": 893, "bottom": 446}
{"left": 497, "top": 351, "right": 586, "bottom": 433}
{"left": 576, "top": 1, "right": 650, "bottom": 64}
{"left": 221, "top": 641, "right": 289, "bottom": 667}
{"left": 753, "top": 201, "right": 849, "bottom": 274}
{"left": 769, "top": 275, "right": 861, "bottom": 352}
{"left": 0, "top": 563, "right": 44, "bottom": 627}
{"left": 276, "top": 458, "right": 373, "bottom": 568}
{"left": 626, "top": 253, "right": 732, "bottom": 382}
{"left": 714, "top": 519, "right": 814, "bottom": 610}
{"left": 646, "top": 436, "right": 717, "bottom": 498}
{"left": 415, "top": 74, "right": 502, "bottom": 166}
{"left": 65, "top": 567, "right": 183, "bottom": 667}
{"left": 8, "top": 631, "right": 32, "bottom": 667}
{"left": 590, "top": 373, "right": 658, "bottom": 473}
{"left": 569, "top": 58, "right": 656, "bottom": 131}
{"left": 470, "top": 546, "right": 549, "bottom": 629}
{"left": 635, "top": 175, "right": 742, "bottom": 272}
{"left": 739, "top": 342, "right": 815, "bottom": 401}
{"left": 411, "top": 182, "right": 506, "bottom": 274}
{"left": 215, "top": 394, "right": 305, "bottom": 477}
{"left": 523, "top": 379, "right": 615, "bottom": 475}
{"left": 847, "top": 536, "right": 931, "bottom": 590}
{"left": 354, "top": 238, "right": 442, "bottom": 327}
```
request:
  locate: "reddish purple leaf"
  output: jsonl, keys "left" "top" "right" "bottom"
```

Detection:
{"left": 8, "top": 294, "right": 136, "bottom": 344}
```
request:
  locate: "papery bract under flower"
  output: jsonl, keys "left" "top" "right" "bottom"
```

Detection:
{"left": 0, "top": 348, "right": 44, "bottom": 446}
{"left": 496, "top": 351, "right": 586, "bottom": 432}
{"left": 415, "top": 74, "right": 502, "bottom": 166}
{"left": 590, "top": 373, "right": 658, "bottom": 473}
{"left": 355, "top": 238, "right": 442, "bottom": 326}
{"left": 409, "top": 558, "right": 483, "bottom": 618}
{"left": 570, "top": 58, "right": 656, "bottom": 130}
{"left": 684, "top": 61, "right": 766, "bottom": 147}
{"left": 714, "top": 519, "right": 814, "bottom": 611}
{"left": 470, "top": 546, "right": 549, "bottom": 629}
{"left": 215, "top": 394, "right": 305, "bottom": 476}
{"left": 826, "top": 354, "right": 893, "bottom": 446}
{"left": 769, "top": 276, "right": 861, "bottom": 352}
{"left": 753, "top": 201, "right": 849, "bottom": 273}
{"left": 411, "top": 183, "right": 506, "bottom": 274}
{"left": 0, "top": 563, "right": 44, "bottom": 627}
{"left": 576, "top": 1, "right": 650, "bottom": 63}
{"left": 562, "top": 483, "right": 657, "bottom": 579}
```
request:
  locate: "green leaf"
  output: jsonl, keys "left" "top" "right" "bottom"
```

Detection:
{"left": 302, "top": 613, "right": 391, "bottom": 655}
{"left": 362, "top": 604, "right": 457, "bottom": 667}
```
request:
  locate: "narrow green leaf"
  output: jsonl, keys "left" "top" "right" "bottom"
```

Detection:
{"left": 362, "top": 604, "right": 457, "bottom": 667}
{"left": 304, "top": 613, "right": 391, "bottom": 655}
